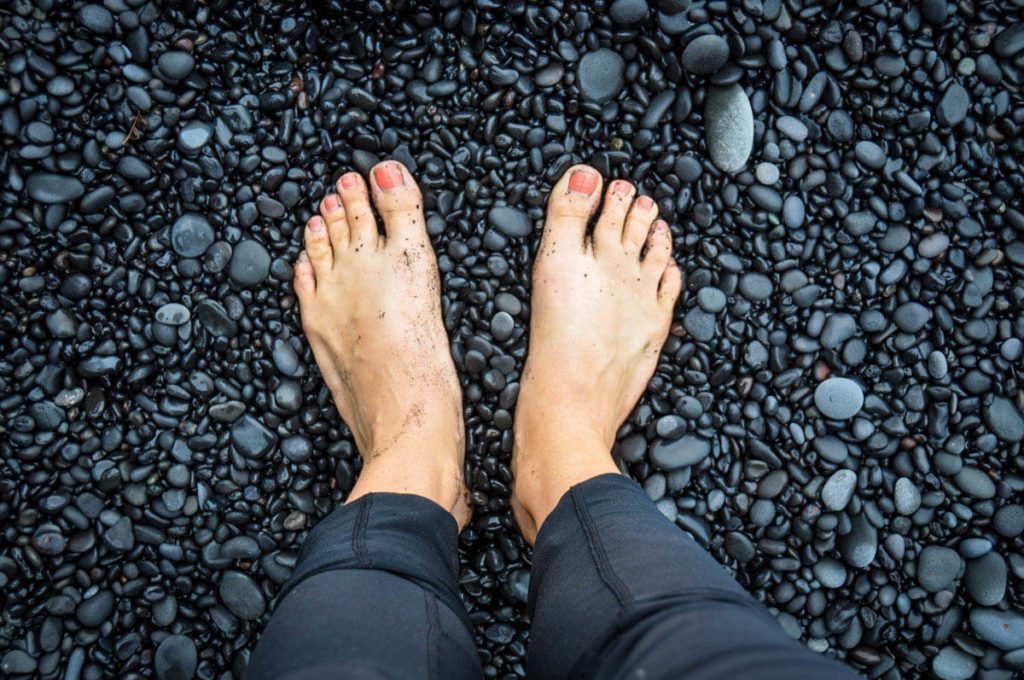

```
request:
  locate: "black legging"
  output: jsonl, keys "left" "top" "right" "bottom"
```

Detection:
{"left": 246, "top": 474, "right": 859, "bottom": 679}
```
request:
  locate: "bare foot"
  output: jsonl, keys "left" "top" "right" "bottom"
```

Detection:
{"left": 512, "top": 165, "right": 683, "bottom": 543}
{"left": 293, "top": 160, "right": 470, "bottom": 529}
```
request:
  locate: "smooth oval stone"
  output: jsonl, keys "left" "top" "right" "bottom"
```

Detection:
{"left": 682, "top": 34, "right": 729, "bottom": 75}
{"left": 838, "top": 514, "right": 877, "bottom": 568}
{"left": 814, "top": 378, "right": 864, "bottom": 419}
{"left": 609, "top": 0, "right": 649, "bottom": 24}
{"left": 984, "top": 397, "right": 1024, "bottom": 442}
{"left": 179, "top": 121, "right": 213, "bottom": 153}
{"left": 488, "top": 206, "right": 531, "bottom": 237}
{"left": 932, "top": 647, "right": 976, "bottom": 680}
{"left": 158, "top": 51, "right": 195, "bottom": 80}
{"left": 969, "top": 608, "right": 1024, "bottom": 650}
{"left": 813, "top": 558, "right": 847, "bottom": 588}
{"left": 155, "top": 303, "right": 190, "bottom": 326}
{"left": 219, "top": 571, "right": 266, "bottom": 620}
{"left": 894, "top": 478, "right": 922, "bottom": 515}
{"left": 705, "top": 85, "right": 753, "bottom": 173}
{"left": 77, "top": 5, "right": 113, "bottom": 33}
{"left": 649, "top": 435, "right": 710, "bottom": 470}
{"left": 171, "top": 214, "right": 214, "bottom": 257}
{"left": 965, "top": 552, "right": 1007, "bottom": 606}
{"left": 738, "top": 272, "right": 773, "bottom": 300}
{"left": 229, "top": 239, "right": 271, "bottom": 287}
{"left": 155, "top": 635, "right": 197, "bottom": 680}
{"left": 893, "top": 302, "right": 932, "bottom": 333}
{"left": 917, "top": 546, "right": 962, "bottom": 592}
{"left": 821, "top": 469, "right": 857, "bottom": 511}
{"left": 936, "top": 82, "right": 969, "bottom": 127}
{"left": 577, "top": 48, "right": 625, "bottom": 102}
{"left": 26, "top": 173, "right": 85, "bottom": 203}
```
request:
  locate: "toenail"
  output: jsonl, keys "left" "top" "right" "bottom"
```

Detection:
{"left": 308, "top": 217, "right": 325, "bottom": 232}
{"left": 374, "top": 163, "right": 405, "bottom": 190}
{"left": 612, "top": 180, "right": 631, "bottom": 196}
{"left": 340, "top": 173, "right": 358, "bottom": 189}
{"left": 568, "top": 169, "right": 598, "bottom": 195}
{"left": 636, "top": 196, "right": 654, "bottom": 211}
{"left": 322, "top": 194, "right": 339, "bottom": 210}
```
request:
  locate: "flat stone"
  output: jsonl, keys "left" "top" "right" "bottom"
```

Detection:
{"left": 738, "top": 272, "right": 772, "bottom": 300}
{"left": 26, "top": 173, "right": 85, "bottom": 204}
{"left": 894, "top": 477, "right": 922, "bottom": 515}
{"left": 155, "top": 635, "right": 198, "bottom": 680}
{"left": 814, "top": 378, "right": 864, "bottom": 419}
{"left": 932, "top": 647, "right": 977, "bottom": 680}
{"left": 994, "top": 24, "right": 1024, "bottom": 57}
{"left": 179, "top": 121, "right": 213, "bottom": 153}
{"left": 155, "top": 303, "right": 191, "bottom": 326}
{"left": 683, "top": 307, "right": 716, "bottom": 342}
{"left": 609, "top": 0, "right": 649, "bottom": 25}
{"left": 893, "top": 302, "right": 932, "bottom": 333}
{"left": 231, "top": 415, "right": 277, "bottom": 458}
{"left": 649, "top": 435, "right": 710, "bottom": 470}
{"left": 196, "top": 300, "right": 238, "bottom": 338}
{"left": 705, "top": 85, "right": 753, "bottom": 173}
{"left": 969, "top": 608, "right": 1024, "bottom": 651}
{"left": 158, "top": 51, "right": 195, "bottom": 80}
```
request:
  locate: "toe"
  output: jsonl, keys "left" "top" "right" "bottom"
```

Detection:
{"left": 642, "top": 220, "right": 673, "bottom": 281}
{"left": 304, "top": 216, "right": 333, "bottom": 274}
{"left": 658, "top": 260, "right": 683, "bottom": 307}
{"left": 369, "top": 161, "right": 427, "bottom": 242}
{"left": 336, "top": 171, "right": 379, "bottom": 249}
{"left": 293, "top": 250, "right": 316, "bottom": 297}
{"left": 319, "top": 193, "right": 349, "bottom": 251}
{"left": 542, "top": 164, "right": 603, "bottom": 251}
{"left": 623, "top": 194, "right": 659, "bottom": 255}
{"left": 593, "top": 179, "right": 635, "bottom": 250}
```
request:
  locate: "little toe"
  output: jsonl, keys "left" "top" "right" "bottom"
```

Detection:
{"left": 319, "top": 193, "right": 349, "bottom": 251}
{"left": 369, "top": 161, "right": 427, "bottom": 242}
{"left": 593, "top": 179, "right": 635, "bottom": 250}
{"left": 659, "top": 260, "right": 683, "bottom": 307}
{"left": 336, "top": 171, "right": 379, "bottom": 249}
{"left": 542, "top": 164, "right": 603, "bottom": 251}
{"left": 641, "top": 220, "right": 673, "bottom": 281}
{"left": 304, "top": 216, "right": 333, "bottom": 274}
{"left": 623, "top": 194, "right": 659, "bottom": 255}
{"left": 293, "top": 250, "right": 316, "bottom": 297}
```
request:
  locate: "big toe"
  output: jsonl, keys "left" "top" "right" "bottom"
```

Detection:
{"left": 542, "top": 164, "right": 603, "bottom": 252}
{"left": 369, "top": 161, "right": 427, "bottom": 243}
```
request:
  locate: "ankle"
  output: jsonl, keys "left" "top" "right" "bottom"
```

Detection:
{"left": 511, "top": 423, "right": 619, "bottom": 543}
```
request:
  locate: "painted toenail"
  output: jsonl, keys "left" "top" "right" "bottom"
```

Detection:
{"left": 374, "top": 164, "right": 405, "bottom": 190}
{"left": 568, "top": 169, "right": 598, "bottom": 195}
{"left": 612, "top": 180, "right": 631, "bottom": 195}
{"left": 308, "top": 217, "right": 325, "bottom": 232}
{"left": 636, "top": 196, "right": 654, "bottom": 210}
{"left": 340, "top": 173, "right": 358, "bottom": 189}
{"left": 323, "top": 194, "right": 339, "bottom": 210}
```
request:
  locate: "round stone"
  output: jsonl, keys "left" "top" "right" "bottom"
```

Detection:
{"left": 577, "top": 49, "right": 625, "bottom": 102}
{"left": 229, "top": 240, "right": 271, "bottom": 287}
{"left": 170, "top": 214, "right": 215, "bottom": 257}
{"left": 155, "top": 635, "right": 198, "bottom": 680}
{"left": 488, "top": 206, "right": 531, "bottom": 237}
{"left": 219, "top": 571, "right": 266, "bottom": 620}
{"left": 682, "top": 34, "right": 729, "bottom": 75}
{"left": 814, "top": 378, "right": 864, "bottom": 420}
{"left": 821, "top": 469, "right": 857, "bottom": 511}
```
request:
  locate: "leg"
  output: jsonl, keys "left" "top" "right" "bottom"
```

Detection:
{"left": 513, "top": 166, "right": 858, "bottom": 679}
{"left": 247, "top": 161, "right": 480, "bottom": 679}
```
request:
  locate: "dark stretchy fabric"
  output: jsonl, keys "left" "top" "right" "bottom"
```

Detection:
{"left": 247, "top": 474, "right": 859, "bottom": 680}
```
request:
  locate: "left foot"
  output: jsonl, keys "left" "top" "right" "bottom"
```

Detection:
{"left": 292, "top": 161, "right": 470, "bottom": 529}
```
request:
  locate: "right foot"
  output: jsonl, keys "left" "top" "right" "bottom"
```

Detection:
{"left": 512, "top": 165, "right": 683, "bottom": 543}
{"left": 293, "top": 161, "right": 470, "bottom": 529}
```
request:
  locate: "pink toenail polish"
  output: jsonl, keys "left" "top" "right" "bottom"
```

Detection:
{"left": 340, "top": 173, "right": 358, "bottom": 189}
{"left": 374, "top": 164, "right": 405, "bottom": 190}
{"left": 568, "top": 169, "right": 598, "bottom": 195}
{"left": 323, "top": 194, "right": 339, "bottom": 210}
{"left": 308, "top": 217, "right": 324, "bottom": 232}
{"left": 636, "top": 195, "right": 654, "bottom": 210}
{"left": 612, "top": 180, "right": 631, "bottom": 195}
